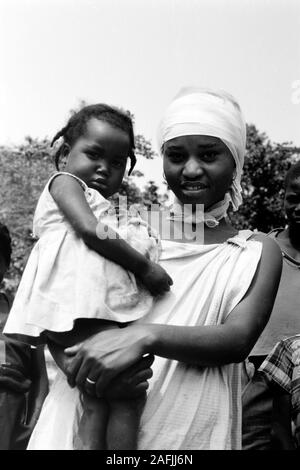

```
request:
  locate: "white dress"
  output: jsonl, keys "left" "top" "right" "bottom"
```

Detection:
{"left": 27, "top": 230, "right": 262, "bottom": 450}
{"left": 4, "top": 172, "right": 160, "bottom": 344}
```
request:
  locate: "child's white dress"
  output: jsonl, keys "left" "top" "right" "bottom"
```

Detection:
{"left": 4, "top": 172, "right": 160, "bottom": 344}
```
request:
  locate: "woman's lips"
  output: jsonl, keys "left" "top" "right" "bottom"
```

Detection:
{"left": 181, "top": 182, "right": 208, "bottom": 191}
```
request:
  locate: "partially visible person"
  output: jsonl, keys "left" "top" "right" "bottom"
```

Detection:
{"left": 259, "top": 335, "right": 300, "bottom": 449}
{"left": 0, "top": 222, "right": 49, "bottom": 450}
{"left": 242, "top": 161, "right": 300, "bottom": 450}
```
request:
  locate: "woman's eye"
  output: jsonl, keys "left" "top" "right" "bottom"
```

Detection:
{"left": 167, "top": 153, "right": 184, "bottom": 162}
{"left": 201, "top": 152, "right": 217, "bottom": 162}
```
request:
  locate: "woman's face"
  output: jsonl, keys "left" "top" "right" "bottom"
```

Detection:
{"left": 163, "top": 135, "right": 235, "bottom": 209}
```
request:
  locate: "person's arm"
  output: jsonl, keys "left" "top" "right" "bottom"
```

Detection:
{"left": 50, "top": 174, "right": 172, "bottom": 296}
{"left": 270, "top": 383, "right": 295, "bottom": 450}
{"left": 64, "top": 235, "right": 282, "bottom": 395}
{"left": 143, "top": 234, "right": 282, "bottom": 365}
{"left": 25, "top": 346, "right": 49, "bottom": 429}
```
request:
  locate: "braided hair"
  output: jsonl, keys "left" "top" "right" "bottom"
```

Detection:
{"left": 0, "top": 222, "right": 12, "bottom": 268}
{"left": 51, "top": 103, "right": 136, "bottom": 175}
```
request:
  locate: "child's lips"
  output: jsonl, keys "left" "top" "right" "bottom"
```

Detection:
{"left": 93, "top": 178, "right": 107, "bottom": 188}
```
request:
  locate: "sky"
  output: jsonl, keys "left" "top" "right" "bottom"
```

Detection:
{"left": 1, "top": 0, "right": 300, "bottom": 190}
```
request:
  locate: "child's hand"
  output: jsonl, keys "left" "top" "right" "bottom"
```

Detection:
{"left": 104, "top": 354, "right": 154, "bottom": 400}
{"left": 140, "top": 261, "right": 173, "bottom": 296}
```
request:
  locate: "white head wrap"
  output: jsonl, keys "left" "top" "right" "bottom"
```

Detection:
{"left": 158, "top": 87, "right": 246, "bottom": 226}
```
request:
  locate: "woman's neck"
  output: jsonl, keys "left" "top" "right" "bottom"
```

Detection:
{"left": 164, "top": 217, "right": 238, "bottom": 245}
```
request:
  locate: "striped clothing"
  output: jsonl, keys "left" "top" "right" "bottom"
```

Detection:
{"left": 259, "top": 335, "right": 300, "bottom": 446}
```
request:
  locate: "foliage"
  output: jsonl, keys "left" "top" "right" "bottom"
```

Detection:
{"left": 0, "top": 137, "right": 52, "bottom": 294}
{"left": 229, "top": 124, "right": 300, "bottom": 232}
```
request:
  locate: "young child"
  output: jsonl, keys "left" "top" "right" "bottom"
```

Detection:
{"left": 259, "top": 335, "right": 300, "bottom": 449}
{"left": 4, "top": 103, "right": 173, "bottom": 450}
{"left": 0, "top": 222, "right": 48, "bottom": 449}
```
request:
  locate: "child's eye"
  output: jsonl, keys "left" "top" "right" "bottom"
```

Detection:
{"left": 86, "top": 151, "right": 99, "bottom": 160}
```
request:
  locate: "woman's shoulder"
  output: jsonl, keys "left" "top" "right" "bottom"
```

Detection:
{"left": 249, "top": 231, "right": 282, "bottom": 272}
{"left": 250, "top": 230, "right": 282, "bottom": 253}
{"left": 250, "top": 230, "right": 280, "bottom": 248}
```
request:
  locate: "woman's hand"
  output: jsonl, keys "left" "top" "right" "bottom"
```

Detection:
{"left": 64, "top": 324, "right": 154, "bottom": 397}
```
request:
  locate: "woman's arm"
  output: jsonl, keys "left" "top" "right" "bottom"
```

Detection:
{"left": 65, "top": 235, "right": 282, "bottom": 395}
{"left": 50, "top": 174, "right": 172, "bottom": 295}
{"left": 146, "top": 234, "right": 282, "bottom": 365}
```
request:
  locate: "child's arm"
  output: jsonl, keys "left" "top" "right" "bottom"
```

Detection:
{"left": 50, "top": 174, "right": 172, "bottom": 296}
{"left": 270, "top": 383, "right": 295, "bottom": 450}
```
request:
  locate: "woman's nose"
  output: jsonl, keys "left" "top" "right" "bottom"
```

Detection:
{"left": 182, "top": 157, "right": 203, "bottom": 178}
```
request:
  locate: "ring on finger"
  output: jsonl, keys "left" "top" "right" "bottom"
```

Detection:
{"left": 86, "top": 377, "right": 96, "bottom": 385}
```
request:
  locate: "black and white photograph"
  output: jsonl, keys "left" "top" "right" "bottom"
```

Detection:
{"left": 0, "top": 0, "right": 300, "bottom": 455}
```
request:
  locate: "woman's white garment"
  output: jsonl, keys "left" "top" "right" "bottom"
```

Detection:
{"left": 27, "top": 230, "right": 262, "bottom": 450}
{"left": 4, "top": 172, "right": 160, "bottom": 343}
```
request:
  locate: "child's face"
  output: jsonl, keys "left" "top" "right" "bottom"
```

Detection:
{"left": 284, "top": 177, "right": 300, "bottom": 227}
{"left": 163, "top": 134, "right": 235, "bottom": 209}
{"left": 64, "top": 118, "right": 130, "bottom": 198}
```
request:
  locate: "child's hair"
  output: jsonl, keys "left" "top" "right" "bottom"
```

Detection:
{"left": 51, "top": 103, "right": 137, "bottom": 175}
{"left": 284, "top": 160, "right": 300, "bottom": 189}
{"left": 0, "top": 223, "right": 12, "bottom": 268}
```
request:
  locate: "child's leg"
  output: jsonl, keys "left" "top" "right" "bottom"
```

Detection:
{"left": 74, "top": 393, "right": 109, "bottom": 450}
{"left": 106, "top": 395, "right": 146, "bottom": 450}
{"left": 48, "top": 319, "right": 130, "bottom": 450}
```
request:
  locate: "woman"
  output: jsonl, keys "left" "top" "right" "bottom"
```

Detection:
{"left": 28, "top": 87, "right": 282, "bottom": 450}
